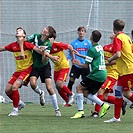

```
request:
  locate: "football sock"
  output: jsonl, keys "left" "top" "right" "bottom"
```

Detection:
{"left": 58, "top": 89, "right": 69, "bottom": 102}
{"left": 95, "top": 95, "right": 104, "bottom": 113}
{"left": 50, "top": 93, "right": 59, "bottom": 110}
{"left": 12, "top": 90, "right": 20, "bottom": 108}
{"left": 67, "top": 81, "right": 74, "bottom": 91}
{"left": 61, "top": 85, "right": 72, "bottom": 95}
{"left": 76, "top": 93, "right": 84, "bottom": 111}
{"left": 106, "top": 95, "right": 115, "bottom": 104}
{"left": 114, "top": 98, "right": 123, "bottom": 119}
{"left": 88, "top": 93, "right": 104, "bottom": 106}
{"left": 34, "top": 86, "right": 42, "bottom": 95}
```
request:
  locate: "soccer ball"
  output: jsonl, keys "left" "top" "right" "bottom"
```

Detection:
{"left": 0, "top": 95, "right": 5, "bottom": 103}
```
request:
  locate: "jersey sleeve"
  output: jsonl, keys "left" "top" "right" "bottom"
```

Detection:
{"left": 113, "top": 37, "right": 122, "bottom": 52}
{"left": 85, "top": 49, "right": 94, "bottom": 64}
{"left": 26, "top": 34, "right": 35, "bottom": 42}
{"left": 24, "top": 41, "right": 35, "bottom": 50}
{"left": 5, "top": 42, "right": 15, "bottom": 52}
{"left": 58, "top": 42, "right": 68, "bottom": 50}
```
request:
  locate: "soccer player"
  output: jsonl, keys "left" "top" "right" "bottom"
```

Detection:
{"left": 90, "top": 33, "right": 127, "bottom": 117}
{"left": 67, "top": 26, "right": 92, "bottom": 92}
{"left": 24, "top": 26, "right": 61, "bottom": 116}
{"left": 71, "top": 30, "right": 110, "bottom": 118}
{"left": 104, "top": 19, "right": 133, "bottom": 122}
{"left": 0, "top": 27, "right": 43, "bottom": 116}
{"left": 129, "top": 29, "right": 133, "bottom": 109}
{"left": 43, "top": 37, "right": 75, "bottom": 106}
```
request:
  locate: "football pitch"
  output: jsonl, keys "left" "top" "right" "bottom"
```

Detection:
{"left": 0, "top": 103, "right": 133, "bottom": 133}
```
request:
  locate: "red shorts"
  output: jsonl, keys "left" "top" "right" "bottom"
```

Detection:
{"left": 117, "top": 73, "right": 133, "bottom": 91}
{"left": 8, "top": 66, "right": 32, "bottom": 87}
{"left": 101, "top": 76, "right": 117, "bottom": 93}
{"left": 54, "top": 68, "right": 70, "bottom": 82}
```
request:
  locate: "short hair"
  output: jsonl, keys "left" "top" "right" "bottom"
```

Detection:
{"left": 77, "top": 26, "right": 86, "bottom": 32}
{"left": 16, "top": 27, "right": 26, "bottom": 36}
{"left": 47, "top": 26, "right": 57, "bottom": 39}
{"left": 113, "top": 19, "right": 125, "bottom": 31}
{"left": 92, "top": 30, "right": 101, "bottom": 42}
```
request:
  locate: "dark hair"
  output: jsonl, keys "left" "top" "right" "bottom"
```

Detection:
{"left": 92, "top": 30, "right": 101, "bottom": 42}
{"left": 77, "top": 26, "right": 86, "bottom": 32}
{"left": 47, "top": 26, "right": 57, "bottom": 39}
{"left": 113, "top": 19, "right": 125, "bottom": 31}
{"left": 16, "top": 27, "right": 26, "bottom": 36}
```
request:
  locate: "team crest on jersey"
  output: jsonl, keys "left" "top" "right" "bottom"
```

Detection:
{"left": 54, "top": 48, "right": 57, "bottom": 51}
{"left": 84, "top": 43, "right": 87, "bottom": 45}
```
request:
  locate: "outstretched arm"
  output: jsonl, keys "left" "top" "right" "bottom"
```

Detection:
{"left": 0, "top": 47, "right": 7, "bottom": 52}
{"left": 73, "top": 49, "right": 86, "bottom": 59}
{"left": 42, "top": 51, "right": 60, "bottom": 64}
{"left": 73, "top": 59, "right": 89, "bottom": 68}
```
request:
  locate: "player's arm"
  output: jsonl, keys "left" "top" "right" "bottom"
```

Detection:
{"left": 74, "top": 59, "right": 89, "bottom": 68}
{"left": 0, "top": 46, "right": 7, "bottom": 52}
{"left": 73, "top": 49, "right": 86, "bottom": 59}
{"left": 42, "top": 51, "right": 60, "bottom": 64}
{"left": 107, "top": 51, "right": 121, "bottom": 63}
{"left": 32, "top": 46, "right": 43, "bottom": 55}
{"left": 68, "top": 44, "right": 75, "bottom": 64}
{"left": 18, "top": 38, "right": 27, "bottom": 59}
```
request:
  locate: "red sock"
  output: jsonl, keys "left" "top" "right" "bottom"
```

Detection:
{"left": 106, "top": 95, "right": 115, "bottom": 104}
{"left": 61, "top": 85, "right": 72, "bottom": 95}
{"left": 12, "top": 90, "right": 20, "bottom": 108}
{"left": 58, "top": 89, "right": 69, "bottom": 102}
{"left": 95, "top": 95, "right": 104, "bottom": 113}
{"left": 114, "top": 98, "right": 123, "bottom": 119}
{"left": 129, "top": 94, "right": 133, "bottom": 102}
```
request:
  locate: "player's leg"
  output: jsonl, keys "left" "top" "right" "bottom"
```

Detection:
{"left": 45, "top": 78, "right": 61, "bottom": 116}
{"left": 30, "top": 68, "right": 45, "bottom": 106}
{"left": 67, "top": 65, "right": 79, "bottom": 91}
{"left": 71, "top": 83, "right": 85, "bottom": 118}
{"left": 55, "top": 68, "right": 74, "bottom": 105}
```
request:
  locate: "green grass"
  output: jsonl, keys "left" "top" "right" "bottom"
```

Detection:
{"left": 0, "top": 103, "right": 133, "bottom": 133}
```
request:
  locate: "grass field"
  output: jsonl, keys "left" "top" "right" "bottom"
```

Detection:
{"left": 0, "top": 103, "right": 133, "bottom": 133}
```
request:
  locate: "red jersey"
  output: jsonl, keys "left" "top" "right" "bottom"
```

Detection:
{"left": 5, "top": 41, "right": 35, "bottom": 72}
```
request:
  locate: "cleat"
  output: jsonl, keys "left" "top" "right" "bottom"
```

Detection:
{"left": 71, "top": 111, "right": 85, "bottom": 118}
{"left": 64, "top": 103, "right": 71, "bottom": 107}
{"left": 90, "top": 111, "right": 99, "bottom": 118}
{"left": 55, "top": 110, "right": 61, "bottom": 117}
{"left": 129, "top": 103, "right": 133, "bottom": 109}
{"left": 104, "top": 117, "right": 121, "bottom": 123}
{"left": 100, "top": 103, "right": 110, "bottom": 117}
{"left": 122, "top": 100, "right": 127, "bottom": 115}
{"left": 18, "top": 101, "right": 25, "bottom": 111}
{"left": 8, "top": 109, "right": 19, "bottom": 116}
{"left": 68, "top": 92, "right": 75, "bottom": 105}
{"left": 40, "top": 90, "right": 45, "bottom": 106}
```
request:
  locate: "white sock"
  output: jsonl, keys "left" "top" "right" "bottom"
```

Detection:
{"left": 50, "top": 94, "right": 59, "bottom": 110}
{"left": 76, "top": 93, "right": 84, "bottom": 111}
{"left": 87, "top": 93, "right": 103, "bottom": 106}
{"left": 13, "top": 107, "right": 18, "bottom": 111}
{"left": 18, "top": 100, "right": 23, "bottom": 105}
{"left": 34, "top": 86, "right": 42, "bottom": 95}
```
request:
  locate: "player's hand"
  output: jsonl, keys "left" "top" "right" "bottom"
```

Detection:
{"left": 73, "top": 49, "right": 80, "bottom": 56}
{"left": 51, "top": 56, "right": 60, "bottom": 63}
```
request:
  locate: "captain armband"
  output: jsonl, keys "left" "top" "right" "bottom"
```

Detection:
{"left": 85, "top": 56, "right": 93, "bottom": 63}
